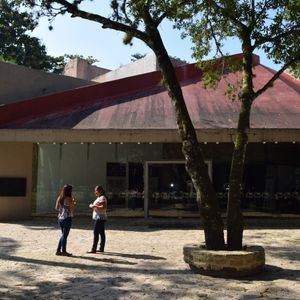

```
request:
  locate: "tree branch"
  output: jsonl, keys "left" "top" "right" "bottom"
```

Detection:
{"left": 121, "top": 0, "right": 132, "bottom": 24}
{"left": 254, "top": 55, "right": 300, "bottom": 99}
{"left": 154, "top": 0, "right": 193, "bottom": 27}
{"left": 50, "top": 0, "right": 149, "bottom": 43}
{"left": 250, "top": 0, "right": 255, "bottom": 29}
{"left": 208, "top": 17, "right": 224, "bottom": 57}
{"left": 209, "top": 0, "right": 247, "bottom": 31}
{"left": 253, "top": 27, "right": 300, "bottom": 49}
{"left": 155, "top": 12, "right": 167, "bottom": 26}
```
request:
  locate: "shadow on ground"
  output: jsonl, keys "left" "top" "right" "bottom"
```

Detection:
{"left": 2, "top": 216, "right": 300, "bottom": 232}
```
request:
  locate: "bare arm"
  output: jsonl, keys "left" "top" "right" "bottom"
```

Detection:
{"left": 89, "top": 202, "right": 103, "bottom": 209}
{"left": 55, "top": 197, "right": 61, "bottom": 210}
{"left": 89, "top": 197, "right": 107, "bottom": 211}
{"left": 100, "top": 198, "right": 107, "bottom": 211}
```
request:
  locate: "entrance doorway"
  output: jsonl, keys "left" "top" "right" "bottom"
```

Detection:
{"left": 144, "top": 161, "right": 212, "bottom": 217}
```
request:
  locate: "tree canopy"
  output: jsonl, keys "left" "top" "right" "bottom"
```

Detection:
{"left": 174, "top": 0, "right": 300, "bottom": 91}
{"left": 0, "top": 0, "right": 57, "bottom": 70}
{"left": 0, "top": 0, "right": 100, "bottom": 72}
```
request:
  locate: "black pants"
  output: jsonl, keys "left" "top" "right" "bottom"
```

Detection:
{"left": 92, "top": 219, "right": 106, "bottom": 251}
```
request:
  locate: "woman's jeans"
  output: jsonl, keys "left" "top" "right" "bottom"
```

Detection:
{"left": 57, "top": 217, "right": 72, "bottom": 252}
{"left": 92, "top": 219, "right": 106, "bottom": 251}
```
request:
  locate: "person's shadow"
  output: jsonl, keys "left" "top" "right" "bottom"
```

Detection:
{"left": 71, "top": 251, "right": 166, "bottom": 265}
{"left": 100, "top": 252, "right": 166, "bottom": 260}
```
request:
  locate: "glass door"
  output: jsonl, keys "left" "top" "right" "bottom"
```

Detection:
{"left": 144, "top": 160, "right": 212, "bottom": 217}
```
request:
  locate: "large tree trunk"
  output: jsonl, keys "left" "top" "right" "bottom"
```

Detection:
{"left": 227, "top": 44, "right": 254, "bottom": 250}
{"left": 146, "top": 23, "right": 225, "bottom": 250}
{"left": 226, "top": 102, "right": 250, "bottom": 250}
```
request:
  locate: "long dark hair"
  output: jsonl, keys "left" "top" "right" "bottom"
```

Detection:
{"left": 95, "top": 185, "right": 105, "bottom": 196}
{"left": 59, "top": 184, "right": 73, "bottom": 205}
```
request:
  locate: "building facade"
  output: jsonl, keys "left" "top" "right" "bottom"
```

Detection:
{"left": 0, "top": 55, "right": 299, "bottom": 220}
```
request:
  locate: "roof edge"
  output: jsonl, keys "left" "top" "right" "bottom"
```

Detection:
{"left": 0, "top": 63, "right": 202, "bottom": 127}
{"left": 0, "top": 53, "right": 260, "bottom": 128}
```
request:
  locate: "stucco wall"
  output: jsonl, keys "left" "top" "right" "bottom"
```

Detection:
{"left": 0, "top": 61, "right": 95, "bottom": 104}
{"left": 63, "top": 58, "right": 110, "bottom": 80}
{"left": 93, "top": 55, "right": 186, "bottom": 83}
{"left": 0, "top": 142, "right": 33, "bottom": 220}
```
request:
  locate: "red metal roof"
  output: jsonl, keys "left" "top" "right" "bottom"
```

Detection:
{"left": 0, "top": 54, "right": 299, "bottom": 130}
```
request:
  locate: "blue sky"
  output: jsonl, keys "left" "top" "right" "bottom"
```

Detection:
{"left": 32, "top": 9, "right": 280, "bottom": 71}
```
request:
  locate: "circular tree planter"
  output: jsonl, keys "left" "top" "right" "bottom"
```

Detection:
{"left": 184, "top": 244, "right": 265, "bottom": 278}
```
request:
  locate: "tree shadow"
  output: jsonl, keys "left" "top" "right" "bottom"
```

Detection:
{"left": 223, "top": 264, "right": 300, "bottom": 282}
{"left": 0, "top": 273, "right": 184, "bottom": 299}
{"left": 5, "top": 217, "right": 164, "bottom": 232}
{"left": 2, "top": 218, "right": 58, "bottom": 231}
{"left": 0, "top": 237, "right": 20, "bottom": 255}
{"left": 2, "top": 218, "right": 299, "bottom": 292}
{"left": 1, "top": 234, "right": 299, "bottom": 299}
{"left": 265, "top": 246, "right": 300, "bottom": 262}
{"left": 244, "top": 217, "right": 300, "bottom": 229}
{"left": 1, "top": 257, "right": 298, "bottom": 300}
{"left": 258, "top": 264, "right": 300, "bottom": 281}
{"left": 6, "top": 216, "right": 300, "bottom": 233}
{"left": 0, "top": 253, "right": 188, "bottom": 275}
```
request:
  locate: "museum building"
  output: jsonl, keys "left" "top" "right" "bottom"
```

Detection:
{"left": 0, "top": 54, "right": 299, "bottom": 220}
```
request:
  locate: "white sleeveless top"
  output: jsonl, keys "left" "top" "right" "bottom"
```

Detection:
{"left": 92, "top": 195, "right": 107, "bottom": 220}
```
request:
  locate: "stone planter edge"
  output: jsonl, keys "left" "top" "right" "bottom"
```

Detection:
{"left": 183, "top": 243, "right": 265, "bottom": 278}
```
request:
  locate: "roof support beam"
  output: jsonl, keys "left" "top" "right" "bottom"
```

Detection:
{"left": 0, "top": 129, "right": 298, "bottom": 143}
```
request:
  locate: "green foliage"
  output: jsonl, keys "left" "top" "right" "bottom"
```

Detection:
{"left": 197, "top": 56, "right": 243, "bottom": 101}
{"left": 0, "top": 0, "right": 99, "bottom": 73}
{"left": 0, "top": 55, "right": 16, "bottom": 65}
{"left": 0, "top": 0, "right": 54, "bottom": 70}
{"left": 123, "top": 31, "right": 134, "bottom": 45}
{"left": 286, "top": 63, "right": 300, "bottom": 79}
{"left": 173, "top": 0, "right": 300, "bottom": 97}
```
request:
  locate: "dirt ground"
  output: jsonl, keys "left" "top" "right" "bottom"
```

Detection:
{"left": 0, "top": 217, "right": 299, "bottom": 299}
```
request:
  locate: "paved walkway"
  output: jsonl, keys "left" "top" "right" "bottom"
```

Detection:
{"left": 0, "top": 217, "right": 299, "bottom": 299}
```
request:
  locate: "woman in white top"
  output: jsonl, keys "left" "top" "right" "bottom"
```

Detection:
{"left": 87, "top": 185, "right": 107, "bottom": 253}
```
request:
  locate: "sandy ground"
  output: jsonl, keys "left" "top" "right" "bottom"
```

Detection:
{"left": 0, "top": 217, "right": 299, "bottom": 300}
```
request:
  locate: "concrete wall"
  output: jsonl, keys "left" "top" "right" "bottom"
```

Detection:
{"left": 0, "top": 61, "right": 95, "bottom": 104}
{"left": 0, "top": 142, "right": 33, "bottom": 220}
{"left": 63, "top": 58, "right": 111, "bottom": 80}
{"left": 93, "top": 55, "right": 186, "bottom": 83}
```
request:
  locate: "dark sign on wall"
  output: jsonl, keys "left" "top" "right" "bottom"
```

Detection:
{"left": 0, "top": 177, "right": 27, "bottom": 197}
